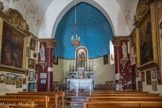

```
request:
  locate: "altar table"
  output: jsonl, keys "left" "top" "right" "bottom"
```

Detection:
{"left": 67, "top": 79, "right": 93, "bottom": 96}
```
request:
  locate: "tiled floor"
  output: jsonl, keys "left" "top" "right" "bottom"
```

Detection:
{"left": 66, "top": 104, "right": 83, "bottom": 108}
{"left": 65, "top": 96, "right": 86, "bottom": 108}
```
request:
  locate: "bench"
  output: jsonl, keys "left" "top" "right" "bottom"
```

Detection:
{"left": 0, "top": 95, "right": 51, "bottom": 108}
{"left": 90, "top": 93, "right": 160, "bottom": 97}
{"left": 87, "top": 96, "right": 162, "bottom": 101}
{"left": 92, "top": 91, "right": 148, "bottom": 94}
{"left": 0, "top": 99, "right": 34, "bottom": 108}
{"left": 19, "top": 92, "right": 65, "bottom": 108}
{"left": 18, "top": 92, "right": 65, "bottom": 108}
{"left": 5, "top": 93, "right": 60, "bottom": 108}
{"left": 84, "top": 101, "right": 162, "bottom": 108}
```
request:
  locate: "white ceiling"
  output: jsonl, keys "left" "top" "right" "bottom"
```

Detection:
{"left": 116, "top": 0, "right": 138, "bottom": 33}
{"left": 0, "top": 0, "right": 138, "bottom": 37}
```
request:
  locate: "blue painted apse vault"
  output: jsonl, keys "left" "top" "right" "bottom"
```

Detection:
{"left": 53, "top": 2, "right": 113, "bottom": 59}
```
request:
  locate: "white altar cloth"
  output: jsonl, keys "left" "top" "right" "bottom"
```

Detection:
{"left": 68, "top": 79, "right": 93, "bottom": 96}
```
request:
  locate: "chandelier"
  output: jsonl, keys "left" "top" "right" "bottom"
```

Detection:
{"left": 71, "top": 0, "right": 80, "bottom": 47}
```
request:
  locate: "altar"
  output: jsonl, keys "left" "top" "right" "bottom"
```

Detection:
{"left": 67, "top": 79, "right": 93, "bottom": 97}
{"left": 65, "top": 46, "right": 96, "bottom": 96}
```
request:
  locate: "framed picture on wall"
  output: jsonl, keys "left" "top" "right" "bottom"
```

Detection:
{"left": 103, "top": 55, "right": 108, "bottom": 64}
{"left": 28, "top": 82, "right": 35, "bottom": 92}
{"left": 5, "top": 73, "right": 16, "bottom": 84}
{"left": 35, "top": 64, "right": 38, "bottom": 73}
{"left": 157, "top": 0, "right": 162, "bottom": 37}
{"left": 28, "top": 58, "right": 35, "bottom": 69}
{"left": 157, "top": 67, "right": 162, "bottom": 84}
{"left": 30, "top": 38, "right": 36, "bottom": 51}
{"left": 136, "top": 5, "right": 159, "bottom": 70}
{"left": 25, "top": 70, "right": 29, "bottom": 77}
{"left": 146, "top": 70, "right": 151, "bottom": 85}
{"left": 138, "top": 81, "right": 142, "bottom": 91}
{"left": 16, "top": 75, "right": 22, "bottom": 88}
{"left": 53, "top": 56, "right": 58, "bottom": 65}
{"left": 0, "top": 74, "right": 5, "bottom": 83}
{"left": 23, "top": 77, "right": 26, "bottom": 84}
{"left": 28, "top": 71, "right": 34, "bottom": 81}
{"left": 152, "top": 81, "right": 157, "bottom": 91}
{"left": 152, "top": 69, "right": 156, "bottom": 79}
{"left": 0, "top": 22, "right": 24, "bottom": 69}
{"left": 26, "top": 47, "right": 30, "bottom": 57}
{"left": 141, "top": 72, "right": 145, "bottom": 81}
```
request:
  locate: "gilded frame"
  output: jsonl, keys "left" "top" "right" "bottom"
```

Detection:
{"left": 28, "top": 58, "right": 35, "bottom": 70}
{"left": 0, "top": 18, "right": 27, "bottom": 73}
{"left": 136, "top": 2, "right": 159, "bottom": 70}
{"left": 16, "top": 75, "right": 22, "bottom": 88}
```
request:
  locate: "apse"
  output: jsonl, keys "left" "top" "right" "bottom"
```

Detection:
{"left": 53, "top": 2, "right": 113, "bottom": 59}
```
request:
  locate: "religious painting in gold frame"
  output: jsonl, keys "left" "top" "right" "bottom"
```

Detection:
{"left": 0, "top": 18, "right": 27, "bottom": 72}
{"left": 136, "top": 3, "right": 159, "bottom": 70}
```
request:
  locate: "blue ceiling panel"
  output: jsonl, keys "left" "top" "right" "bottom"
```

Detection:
{"left": 53, "top": 2, "right": 113, "bottom": 59}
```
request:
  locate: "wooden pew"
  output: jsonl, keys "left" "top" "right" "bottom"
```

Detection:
{"left": 87, "top": 96, "right": 162, "bottom": 101}
{"left": 18, "top": 92, "right": 65, "bottom": 108}
{"left": 90, "top": 93, "right": 160, "bottom": 97}
{"left": 5, "top": 93, "right": 59, "bottom": 108}
{"left": 0, "top": 99, "right": 34, "bottom": 108}
{"left": 6, "top": 92, "right": 63, "bottom": 108}
{"left": 92, "top": 91, "right": 148, "bottom": 94}
{"left": 84, "top": 101, "right": 162, "bottom": 108}
{"left": 0, "top": 95, "right": 50, "bottom": 108}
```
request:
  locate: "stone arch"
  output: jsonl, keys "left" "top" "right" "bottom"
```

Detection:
{"left": 38, "top": 0, "right": 129, "bottom": 38}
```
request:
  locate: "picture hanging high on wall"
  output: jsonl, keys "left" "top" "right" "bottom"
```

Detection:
{"left": 103, "top": 55, "right": 108, "bottom": 64}
{"left": 136, "top": 3, "right": 159, "bottom": 70}
{"left": 28, "top": 58, "right": 35, "bottom": 70}
{"left": 53, "top": 56, "right": 58, "bottom": 65}
{"left": 0, "top": 16, "right": 27, "bottom": 73}
{"left": 0, "top": 22, "right": 24, "bottom": 68}
{"left": 26, "top": 47, "right": 30, "bottom": 57}
{"left": 28, "top": 71, "right": 34, "bottom": 81}
{"left": 156, "top": 0, "right": 162, "bottom": 85}
{"left": 30, "top": 38, "right": 36, "bottom": 51}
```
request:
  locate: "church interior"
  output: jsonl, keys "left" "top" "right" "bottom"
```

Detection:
{"left": 0, "top": 0, "right": 162, "bottom": 108}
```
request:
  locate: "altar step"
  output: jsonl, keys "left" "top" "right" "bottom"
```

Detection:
{"left": 65, "top": 89, "right": 90, "bottom": 96}
{"left": 65, "top": 96, "right": 87, "bottom": 108}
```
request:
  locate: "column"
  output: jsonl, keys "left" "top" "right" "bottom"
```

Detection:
{"left": 112, "top": 36, "right": 132, "bottom": 91}
{"left": 37, "top": 39, "right": 56, "bottom": 91}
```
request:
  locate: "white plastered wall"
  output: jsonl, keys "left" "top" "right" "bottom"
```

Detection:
{"left": 53, "top": 56, "right": 115, "bottom": 84}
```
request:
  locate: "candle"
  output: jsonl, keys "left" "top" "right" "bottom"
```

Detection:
{"left": 76, "top": 35, "right": 78, "bottom": 40}
{"left": 38, "top": 41, "right": 40, "bottom": 53}
{"left": 127, "top": 41, "right": 130, "bottom": 54}
{"left": 71, "top": 36, "right": 74, "bottom": 41}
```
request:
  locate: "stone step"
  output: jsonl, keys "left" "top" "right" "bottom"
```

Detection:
{"left": 66, "top": 101, "right": 85, "bottom": 104}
